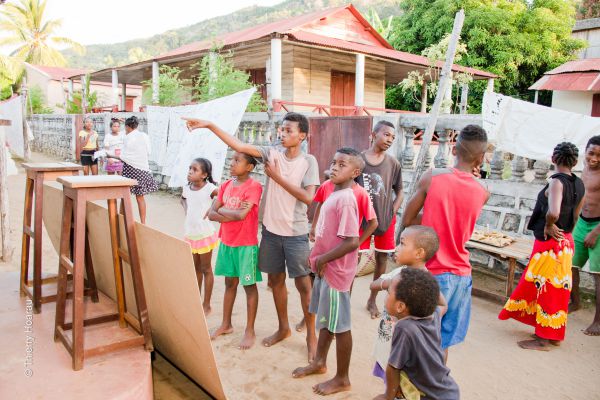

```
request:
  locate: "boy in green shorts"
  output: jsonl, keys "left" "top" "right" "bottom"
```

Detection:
{"left": 208, "top": 151, "right": 264, "bottom": 349}
{"left": 571, "top": 135, "right": 600, "bottom": 336}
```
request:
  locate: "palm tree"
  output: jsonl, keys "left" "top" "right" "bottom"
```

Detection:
{"left": 0, "top": 0, "right": 84, "bottom": 66}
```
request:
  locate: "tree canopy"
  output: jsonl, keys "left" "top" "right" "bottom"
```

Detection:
{"left": 0, "top": 0, "right": 84, "bottom": 66}
{"left": 387, "top": 0, "right": 586, "bottom": 112}
{"left": 577, "top": 0, "right": 600, "bottom": 19}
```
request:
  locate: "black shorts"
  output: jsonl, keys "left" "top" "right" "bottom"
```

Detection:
{"left": 80, "top": 150, "right": 97, "bottom": 166}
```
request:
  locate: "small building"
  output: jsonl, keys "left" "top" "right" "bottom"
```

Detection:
{"left": 572, "top": 18, "right": 600, "bottom": 59}
{"left": 25, "top": 63, "right": 143, "bottom": 112}
{"left": 81, "top": 4, "right": 496, "bottom": 115}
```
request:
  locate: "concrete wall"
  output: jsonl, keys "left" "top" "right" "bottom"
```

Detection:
{"left": 551, "top": 90, "right": 594, "bottom": 115}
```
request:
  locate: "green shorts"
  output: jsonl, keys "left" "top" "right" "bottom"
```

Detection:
{"left": 215, "top": 243, "right": 262, "bottom": 285}
{"left": 573, "top": 218, "right": 600, "bottom": 274}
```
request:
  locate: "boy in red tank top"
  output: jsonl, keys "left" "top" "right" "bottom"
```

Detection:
{"left": 401, "top": 125, "right": 490, "bottom": 358}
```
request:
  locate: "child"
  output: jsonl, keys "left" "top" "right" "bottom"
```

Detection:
{"left": 294, "top": 167, "right": 378, "bottom": 333}
{"left": 291, "top": 148, "right": 361, "bottom": 396}
{"left": 113, "top": 116, "right": 158, "bottom": 224}
{"left": 208, "top": 152, "right": 263, "bottom": 350}
{"left": 361, "top": 121, "right": 404, "bottom": 319}
{"left": 79, "top": 117, "right": 99, "bottom": 176}
{"left": 370, "top": 225, "right": 441, "bottom": 384}
{"left": 374, "top": 268, "right": 458, "bottom": 400}
{"left": 104, "top": 118, "right": 124, "bottom": 175}
{"left": 181, "top": 157, "right": 219, "bottom": 315}
{"left": 402, "top": 125, "right": 490, "bottom": 356}
{"left": 184, "top": 113, "right": 319, "bottom": 361}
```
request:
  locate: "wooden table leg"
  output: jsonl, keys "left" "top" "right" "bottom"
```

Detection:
{"left": 54, "top": 196, "right": 73, "bottom": 341}
{"left": 107, "top": 199, "right": 127, "bottom": 328}
{"left": 71, "top": 196, "right": 87, "bottom": 371}
{"left": 20, "top": 177, "right": 33, "bottom": 296}
{"left": 32, "top": 176, "right": 44, "bottom": 313}
{"left": 506, "top": 258, "right": 517, "bottom": 298}
{"left": 122, "top": 194, "right": 153, "bottom": 350}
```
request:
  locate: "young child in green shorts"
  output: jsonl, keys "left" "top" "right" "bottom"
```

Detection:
{"left": 208, "top": 151, "right": 263, "bottom": 350}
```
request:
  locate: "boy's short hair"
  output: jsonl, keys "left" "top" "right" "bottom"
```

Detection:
{"left": 395, "top": 268, "right": 440, "bottom": 318}
{"left": 125, "top": 116, "right": 139, "bottom": 129}
{"left": 587, "top": 135, "right": 600, "bottom": 149}
{"left": 406, "top": 225, "right": 439, "bottom": 261}
{"left": 373, "top": 120, "right": 395, "bottom": 134}
{"left": 336, "top": 147, "right": 365, "bottom": 170}
{"left": 282, "top": 112, "right": 309, "bottom": 134}
{"left": 455, "top": 124, "right": 487, "bottom": 163}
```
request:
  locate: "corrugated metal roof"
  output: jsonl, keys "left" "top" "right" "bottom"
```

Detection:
{"left": 29, "top": 64, "right": 90, "bottom": 81}
{"left": 546, "top": 59, "right": 600, "bottom": 75}
{"left": 529, "top": 72, "right": 600, "bottom": 91}
{"left": 155, "top": 4, "right": 495, "bottom": 79}
{"left": 289, "top": 31, "right": 496, "bottom": 78}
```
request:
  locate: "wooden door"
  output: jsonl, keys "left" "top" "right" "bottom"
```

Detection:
{"left": 248, "top": 68, "right": 267, "bottom": 103}
{"left": 330, "top": 71, "right": 355, "bottom": 116}
{"left": 593, "top": 94, "right": 600, "bottom": 117}
{"left": 308, "top": 116, "right": 372, "bottom": 182}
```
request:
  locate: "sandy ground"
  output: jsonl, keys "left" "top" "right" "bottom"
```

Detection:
{"left": 2, "top": 153, "right": 600, "bottom": 400}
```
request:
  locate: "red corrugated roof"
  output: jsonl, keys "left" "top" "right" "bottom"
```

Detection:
{"left": 289, "top": 31, "right": 496, "bottom": 78}
{"left": 546, "top": 59, "right": 600, "bottom": 75}
{"left": 529, "top": 72, "right": 600, "bottom": 91}
{"left": 29, "top": 64, "right": 90, "bottom": 81}
{"left": 156, "top": 4, "right": 495, "bottom": 79}
{"left": 158, "top": 6, "right": 357, "bottom": 59}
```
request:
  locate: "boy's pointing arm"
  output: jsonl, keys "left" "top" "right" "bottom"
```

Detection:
{"left": 183, "top": 118, "right": 262, "bottom": 158}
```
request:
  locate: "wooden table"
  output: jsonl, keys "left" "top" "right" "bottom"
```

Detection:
{"left": 467, "top": 237, "right": 534, "bottom": 303}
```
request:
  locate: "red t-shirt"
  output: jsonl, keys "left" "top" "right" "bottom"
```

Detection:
{"left": 314, "top": 180, "right": 376, "bottom": 226}
{"left": 217, "top": 178, "right": 263, "bottom": 247}
{"left": 421, "top": 168, "right": 488, "bottom": 276}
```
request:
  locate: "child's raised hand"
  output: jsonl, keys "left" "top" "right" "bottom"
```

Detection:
{"left": 182, "top": 118, "right": 212, "bottom": 132}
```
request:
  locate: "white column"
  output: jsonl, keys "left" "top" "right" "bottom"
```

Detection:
{"left": 270, "top": 38, "right": 282, "bottom": 101}
{"left": 121, "top": 83, "right": 127, "bottom": 111}
{"left": 67, "top": 79, "right": 74, "bottom": 102}
{"left": 152, "top": 61, "right": 160, "bottom": 104}
{"left": 486, "top": 78, "right": 495, "bottom": 93}
{"left": 81, "top": 74, "right": 87, "bottom": 114}
{"left": 354, "top": 53, "right": 365, "bottom": 107}
{"left": 208, "top": 52, "right": 218, "bottom": 97}
{"left": 111, "top": 69, "right": 119, "bottom": 107}
{"left": 534, "top": 90, "right": 539, "bottom": 104}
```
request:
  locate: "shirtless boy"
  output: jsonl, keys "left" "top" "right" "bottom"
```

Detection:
{"left": 571, "top": 135, "right": 600, "bottom": 336}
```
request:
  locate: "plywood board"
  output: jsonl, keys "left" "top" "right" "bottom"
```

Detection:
{"left": 42, "top": 183, "right": 227, "bottom": 399}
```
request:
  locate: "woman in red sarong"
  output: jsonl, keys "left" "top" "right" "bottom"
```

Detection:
{"left": 499, "top": 142, "right": 585, "bottom": 351}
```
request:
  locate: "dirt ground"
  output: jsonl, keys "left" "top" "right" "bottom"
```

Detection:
{"left": 2, "top": 153, "right": 600, "bottom": 400}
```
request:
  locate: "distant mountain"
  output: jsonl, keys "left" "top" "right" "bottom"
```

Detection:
{"left": 62, "top": 0, "right": 400, "bottom": 70}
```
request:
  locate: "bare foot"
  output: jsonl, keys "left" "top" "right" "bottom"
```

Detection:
{"left": 239, "top": 330, "right": 256, "bottom": 350}
{"left": 517, "top": 339, "right": 551, "bottom": 351}
{"left": 367, "top": 300, "right": 380, "bottom": 319}
{"left": 210, "top": 324, "right": 233, "bottom": 340}
{"left": 530, "top": 334, "right": 560, "bottom": 346}
{"left": 312, "top": 376, "right": 351, "bottom": 396}
{"left": 262, "top": 328, "right": 291, "bottom": 347}
{"left": 584, "top": 321, "right": 600, "bottom": 336}
{"left": 295, "top": 318, "right": 306, "bottom": 332}
{"left": 292, "top": 362, "right": 327, "bottom": 378}
{"left": 203, "top": 304, "right": 212, "bottom": 316}
{"left": 307, "top": 334, "right": 317, "bottom": 363}
{"left": 568, "top": 302, "right": 581, "bottom": 313}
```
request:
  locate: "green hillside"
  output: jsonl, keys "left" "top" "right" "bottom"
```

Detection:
{"left": 62, "top": 0, "right": 400, "bottom": 70}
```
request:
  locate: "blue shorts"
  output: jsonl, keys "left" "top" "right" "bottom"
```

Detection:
{"left": 435, "top": 273, "right": 472, "bottom": 349}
